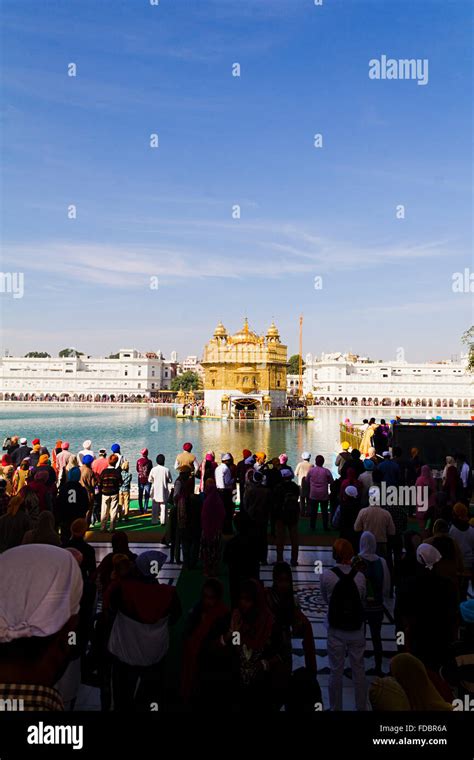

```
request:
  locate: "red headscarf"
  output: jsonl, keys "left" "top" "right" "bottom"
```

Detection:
{"left": 340, "top": 467, "right": 361, "bottom": 498}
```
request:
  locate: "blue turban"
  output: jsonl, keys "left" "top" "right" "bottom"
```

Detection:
{"left": 111, "top": 443, "right": 121, "bottom": 453}
{"left": 364, "top": 459, "right": 375, "bottom": 471}
{"left": 67, "top": 467, "right": 81, "bottom": 482}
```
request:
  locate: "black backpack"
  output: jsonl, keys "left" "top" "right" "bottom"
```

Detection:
{"left": 328, "top": 566, "right": 364, "bottom": 631}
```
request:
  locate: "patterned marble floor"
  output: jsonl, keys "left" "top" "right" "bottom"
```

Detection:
{"left": 75, "top": 542, "right": 397, "bottom": 711}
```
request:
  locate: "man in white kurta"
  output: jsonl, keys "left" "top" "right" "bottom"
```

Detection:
{"left": 148, "top": 455, "right": 173, "bottom": 525}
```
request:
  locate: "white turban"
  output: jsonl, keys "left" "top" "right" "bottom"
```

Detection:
{"left": 416, "top": 543, "right": 442, "bottom": 571}
{"left": 301, "top": 452, "right": 311, "bottom": 460}
{"left": 83, "top": 440, "right": 92, "bottom": 450}
{"left": 0, "top": 544, "right": 83, "bottom": 642}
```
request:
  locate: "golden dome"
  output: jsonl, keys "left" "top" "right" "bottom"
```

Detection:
{"left": 231, "top": 318, "right": 260, "bottom": 345}
{"left": 213, "top": 321, "right": 227, "bottom": 337}
{"left": 266, "top": 321, "right": 279, "bottom": 338}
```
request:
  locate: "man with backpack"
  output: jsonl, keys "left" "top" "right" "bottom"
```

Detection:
{"left": 273, "top": 468, "right": 300, "bottom": 567}
{"left": 320, "top": 538, "right": 367, "bottom": 710}
{"left": 136, "top": 448, "right": 153, "bottom": 514}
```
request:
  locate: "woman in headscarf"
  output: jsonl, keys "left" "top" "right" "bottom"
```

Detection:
{"left": 181, "top": 578, "right": 231, "bottom": 707}
{"left": 360, "top": 423, "right": 378, "bottom": 457}
{"left": 369, "top": 675, "right": 411, "bottom": 711}
{"left": 198, "top": 451, "right": 217, "bottom": 493}
{"left": 265, "top": 562, "right": 317, "bottom": 678}
{"left": 340, "top": 467, "right": 362, "bottom": 502}
{"left": 415, "top": 464, "right": 437, "bottom": 532}
{"left": 0, "top": 454, "right": 14, "bottom": 495}
{"left": 27, "top": 470, "right": 50, "bottom": 511}
{"left": 200, "top": 479, "right": 225, "bottom": 576}
{"left": 0, "top": 493, "right": 33, "bottom": 551}
{"left": 442, "top": 455, "right": 456, "bottom": 481}
{"left": 395, "top": 543, "right": 458, "bottom": 669}
{"left": 355, "top": 531, "right": 390, "bottom": 676}
{"left": 105, "top": 550, "right": 181, "bottom": 711}
{"left": 225, "top": 578, "right": 284, "bottom": 711}
{"left": 278, "top": 453, "right": 294, "bottom": 478}
{"left": 389, "top": 654, "right": 453, "bottom": 710}
{"left": 11, "top": 457, "right": 30, "bottom": 495}
{"left": 21, "top": 509, "right": 61, "bottom": 547}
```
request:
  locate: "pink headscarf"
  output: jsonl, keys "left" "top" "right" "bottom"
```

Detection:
{"left": 415, "top": 464, "right": 436, "bottom": 509}
{"left": 199, "top": 452, "right": 216, "bottom": 492}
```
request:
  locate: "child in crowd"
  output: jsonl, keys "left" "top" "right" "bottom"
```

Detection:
{"left": 119, "top": 460, "right": 132, "bottom": 522}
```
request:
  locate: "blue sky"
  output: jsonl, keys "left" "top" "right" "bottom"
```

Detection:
{"left": 1, "top": 0, "right": 472, "bottom": 361}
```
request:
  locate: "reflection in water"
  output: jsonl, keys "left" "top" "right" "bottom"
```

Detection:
{"left": 0, "top": 405, "right": 468, "bottom": 474}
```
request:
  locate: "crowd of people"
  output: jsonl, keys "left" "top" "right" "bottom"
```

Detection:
{"left": 0, "top": 430, "right": 472, "bottom": 713}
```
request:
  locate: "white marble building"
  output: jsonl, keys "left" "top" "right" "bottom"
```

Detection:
{"left": 303, "top": 352, "right": 473, "bottom": 408}
{"left": 0, "top": 349, "right": 179, "bottom": 401}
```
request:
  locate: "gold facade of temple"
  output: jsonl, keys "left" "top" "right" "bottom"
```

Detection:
{"left": 201, "top": 318, "right": 288, "bottom": 417}
{"left": 202, "top": 318, "right": 287, "bottom": 394}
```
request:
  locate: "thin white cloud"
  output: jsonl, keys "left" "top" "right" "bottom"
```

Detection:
{"left": 2, "top": 231, "right": 457, "bottom": 289}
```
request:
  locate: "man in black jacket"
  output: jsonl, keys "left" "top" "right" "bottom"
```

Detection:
{"left": 11, "top": 438, "right": 32, "bottom": 466}
{"left": 273, "top": 468, "right": 300, "bottom": 566}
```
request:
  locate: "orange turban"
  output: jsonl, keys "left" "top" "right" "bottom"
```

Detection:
{"left": 453, "top": 502, "right": 469, "bottom": 522}
{"left": 333, "top": 538, "right": 354, "bottom": 563}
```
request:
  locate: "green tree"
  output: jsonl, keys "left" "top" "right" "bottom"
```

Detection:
{"left": 24, "top": 351, "right": 51, "bottom": 358}
{"left": 171, "top": 371, "right": 201, "bottom": 391}
{"left": 287, "top": 354, "right": 304, "bottom": 374}
{"left": 58, "top": 348, "right": 84, "bottom": 358}
{"left": 461, "top": 326, "right": 474, "bottom": 372}
{"left": 107, "top": 353, "right": 120, "bottom": 359}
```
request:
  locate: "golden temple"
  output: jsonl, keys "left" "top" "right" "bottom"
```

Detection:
{"left": 201, "top": 318, "right": 288, "bottom": 419}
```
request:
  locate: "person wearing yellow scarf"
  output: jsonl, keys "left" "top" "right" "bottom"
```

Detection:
{"left": 390, "top": 654, "right": 453, "bottom": 710}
